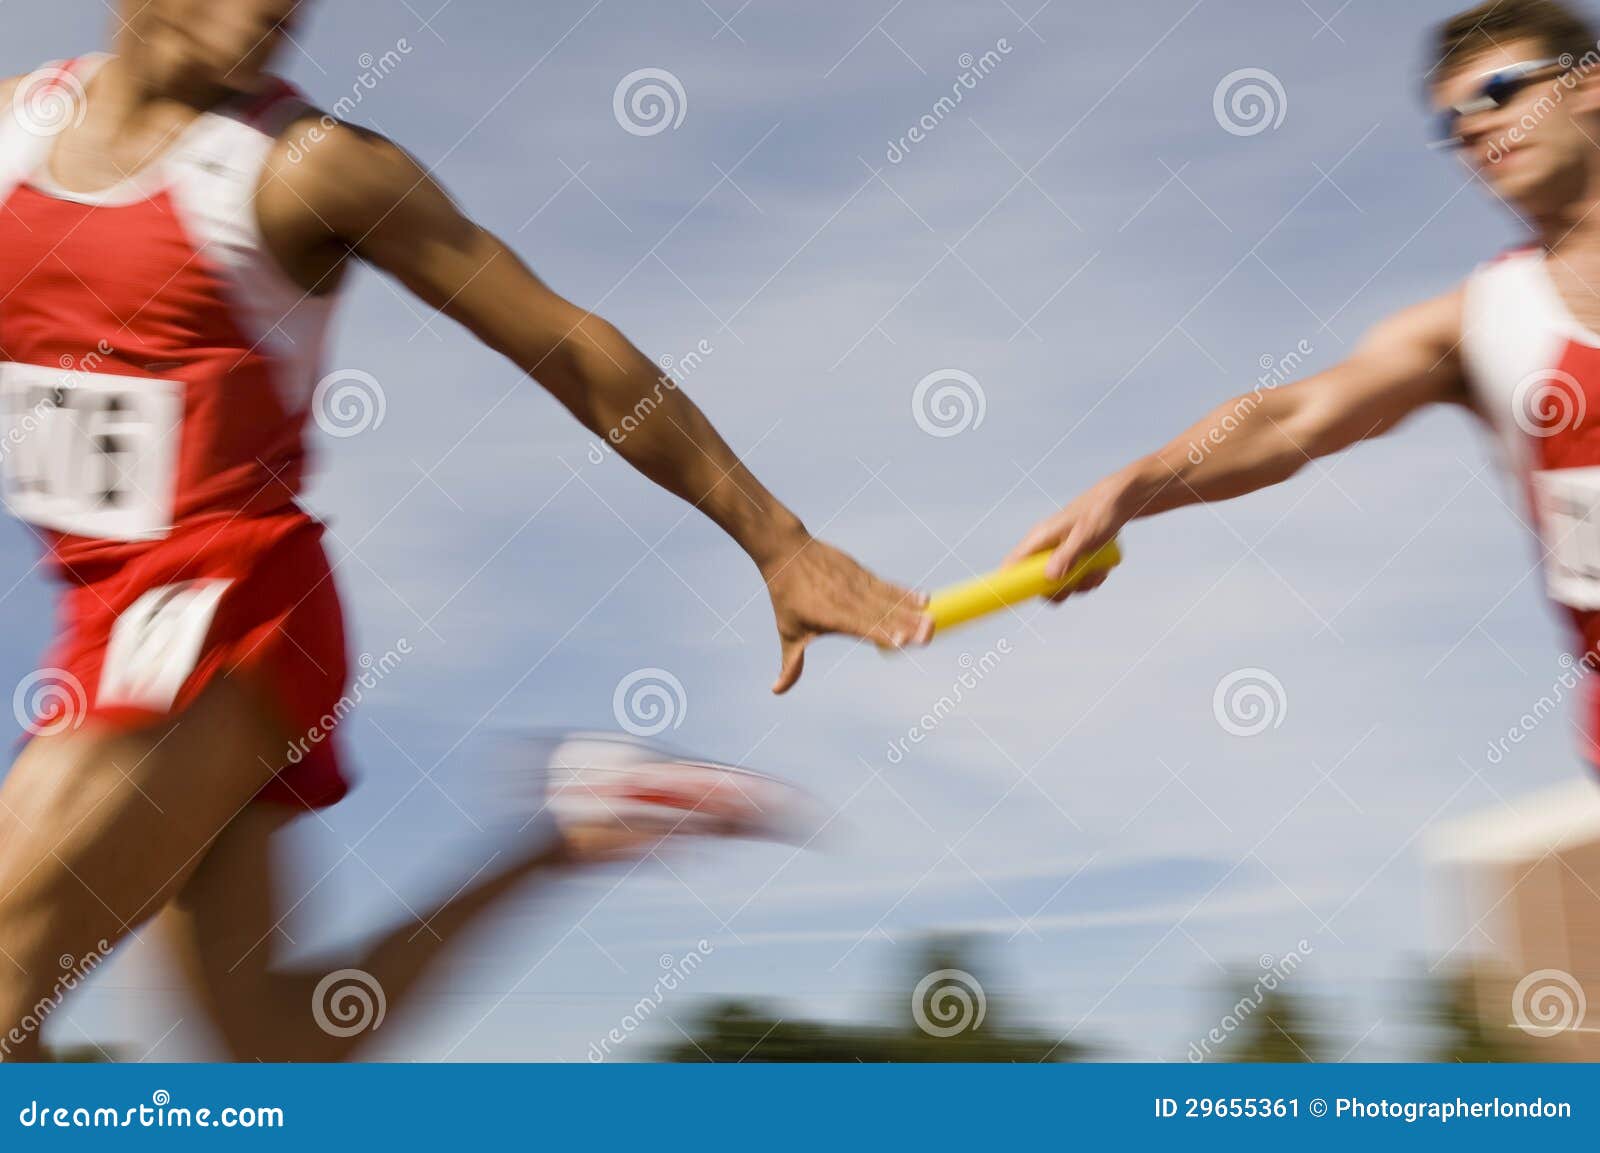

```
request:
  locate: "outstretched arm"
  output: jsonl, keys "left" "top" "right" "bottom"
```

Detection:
{"left": 260, "top": 124, "right": 930, "bottom": 690}
{"left": 1007, "top": 291, "right": 1469, "bottom": 586}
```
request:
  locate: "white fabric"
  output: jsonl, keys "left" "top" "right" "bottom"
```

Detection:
{"left": 0, "top": 55, "right": 337, "bottom": 417}
{"left": 0, "top": 362, "right": 183, "bottom": 540}
{"left": 1463, "top": 249, "right": 1600, "bottom": 608}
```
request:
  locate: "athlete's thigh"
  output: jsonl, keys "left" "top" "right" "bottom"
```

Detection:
{"left": 157, "top": 802, "right": 296, "bottom": 1047}
{"left": 0, "top": 674, "right": 290, "bottom": 1021}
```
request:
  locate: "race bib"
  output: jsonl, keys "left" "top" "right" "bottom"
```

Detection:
{"left": 99, "top": 580, "right": 231, "bottom": 711}
{"left": 0, "top": 362, "right": 181, "bottom": 541}
{"left": 1532, "top": 466, "right": 1600, "bottom": 609}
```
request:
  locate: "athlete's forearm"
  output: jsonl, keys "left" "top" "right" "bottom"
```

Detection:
{"left": 540, "top": 316, "right": 808, "bottom": 569}
{"left": 1111, "top": 386, "right": 1323, "bottom": 522}
{"left": 1000, "top": 382, "right": 1333, "bottom": 576}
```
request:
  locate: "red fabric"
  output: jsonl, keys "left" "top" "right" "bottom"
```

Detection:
{"left": 0, "top": 183, "right": 312, "bottom": 575}
{"left": 42, "top": 513, "right": 351, "bottom": 808}
{"left": 0, "top": 61, "right": 348, "bottom": 807}
{"left": 1526, "top": 340, "right": 1600, "bottom": 766}
{"left": 1530, "top": 341, "right": 1600, "bottom": 472}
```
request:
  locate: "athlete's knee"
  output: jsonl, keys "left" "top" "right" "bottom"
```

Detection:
{"left": 0, "top": 895, "right": 88, "bottom": 1059}
{"left": 0, "top": 952, "right": 76, "bottom": 1062}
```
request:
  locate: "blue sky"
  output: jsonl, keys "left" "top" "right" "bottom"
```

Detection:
{"left": 0, "top": 0, "right": 1585, "bottom": 1060}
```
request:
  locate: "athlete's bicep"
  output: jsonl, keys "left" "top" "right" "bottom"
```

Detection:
{"left": 269, "top": 125, "right": 596, "bottom": 385}
{"left": 1281, "top": 290, "right": 1468, "bottom": 454}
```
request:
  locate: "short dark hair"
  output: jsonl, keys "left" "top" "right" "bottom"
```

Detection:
{"left": 1435, "top": 0, "right": 1598, "bottom": 76}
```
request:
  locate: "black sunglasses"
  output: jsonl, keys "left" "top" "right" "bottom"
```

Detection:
{"left": 1433, "top": 58, "right": 1564, "bottom": 150}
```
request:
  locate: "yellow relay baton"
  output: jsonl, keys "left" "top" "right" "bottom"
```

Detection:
{"left": 918, "top": 539, "right": 1123, "bottom": 638}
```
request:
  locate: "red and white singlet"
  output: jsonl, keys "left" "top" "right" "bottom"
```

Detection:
{"left": 0, "top": 55, "right": 350, "bottom": 806}
{"left": 1464, "top": 247, "right": 1600, "bottom": 763}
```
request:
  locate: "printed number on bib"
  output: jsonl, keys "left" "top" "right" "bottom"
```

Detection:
{"left": 0, "top": 362, "right": 181, "bottom": 541}
{"left": 1533, "top": 467, "right": 1600, "bottom": 609}
{"left": 99, "top": 580, "right": 231, "bottom": 711}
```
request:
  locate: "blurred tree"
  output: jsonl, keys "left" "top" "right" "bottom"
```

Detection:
{"left": 1208, "top": 976, "right": 1325, "bottom": 1063}
{"left": 41, "top": 1044, "right": 124, "bottom": 1062}
{"left": 1419, "top": 966, "right": 1524, "bottom": 1063}
{"left": 659, "top": 936, "right": 1087, "bottom": 1062}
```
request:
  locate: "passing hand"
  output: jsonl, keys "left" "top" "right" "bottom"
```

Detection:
{"left": 763, "top": 537, "right": 931, "bottom": 693}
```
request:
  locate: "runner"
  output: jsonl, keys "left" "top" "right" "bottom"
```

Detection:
{"left": 0, "top": 0, "right": 929, "bottom": 1060}
{"left": 1009, "top": 0, "right": 1600, "bottom": 776}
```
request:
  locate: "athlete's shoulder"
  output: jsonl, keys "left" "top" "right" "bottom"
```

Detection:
{"left": 270, "top": 107, "right": 407, "bottom": 175}
{"left": 1462, "top": 245, "right": 1546, "bottom": 317}
{"left": 1, "top": 56, "right": 107, "bottom": 118}
{"left": 1489, "top": 242, "right": 1541, "bottom": 264}
{"left": 262, "top": 107, "right": 439, "bottom": 239}
{"left": 1471, "top": 242, "right": 1543, "bottom": 279}
{"left": 0, "top": 70, "right": 34, "bottom": 113}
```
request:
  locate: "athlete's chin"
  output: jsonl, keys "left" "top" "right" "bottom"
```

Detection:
{"left": 1482, "top": 160, "right": 1561, "bottom": 212}
{"left": 1483, "top": 171, "right": 1535, "bottom": 201}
